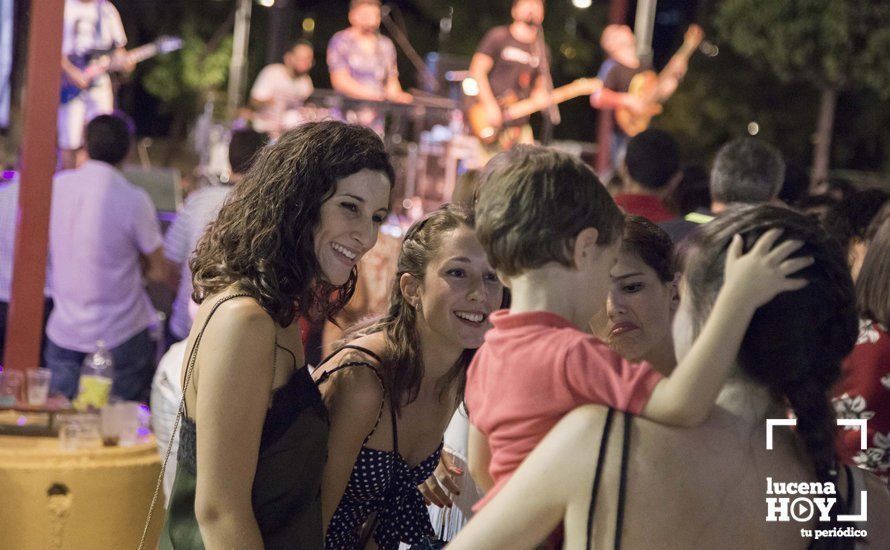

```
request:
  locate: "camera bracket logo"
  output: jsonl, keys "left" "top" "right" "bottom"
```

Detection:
{"left": 764, "top": 418, "right": 867, "bottom": 523}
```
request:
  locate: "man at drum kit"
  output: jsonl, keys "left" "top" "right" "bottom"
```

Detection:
{"left": 248, "top": 40, "right": 315, "bottom": 138}
{"left": 469, "top": 0, "right": 551, "bottom": 152}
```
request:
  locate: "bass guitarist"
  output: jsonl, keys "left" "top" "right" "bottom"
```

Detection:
{"left": 469, "top": 0, "right": 549, "bottom": 154}
{"left": 590, "top": 23, "right": 702, "bottom": 171}
{"left": 59, "top": 0, "right": 131, "bottom": 169}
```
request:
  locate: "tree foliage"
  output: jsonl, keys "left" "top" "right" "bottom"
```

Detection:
{"left": 714, "top": 0, "right": 890, "bottom": 96}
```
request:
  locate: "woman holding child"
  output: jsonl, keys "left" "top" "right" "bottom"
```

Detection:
{"left": 465, "top": 145, "right": 810, "bottom": 510}
{"left": 452, "top": 205, "right": 890, "bottom": 549}
{"left": 312, "top": 205, "right": 504, "bottom": 549}
{"left": 157, "top": 122, "right": 394, "bottom": 549}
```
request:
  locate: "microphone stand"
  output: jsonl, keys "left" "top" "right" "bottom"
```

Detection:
{"left": 380, "top": 4, "right": 439, "bottom": 94}
{"left": 533, "top": 22, "right": 559, "bottom": 144}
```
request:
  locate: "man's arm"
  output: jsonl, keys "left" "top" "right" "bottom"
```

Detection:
{"left": 61, "top": 56, "right": 89, "bottom": 89}
{"left": 469, "top": 52, "right": 502, "bottom": 128}
{"left": 330, "top": 69, "right": 386, "bottom": 101}
{"left": 385, "top": 75, "right": 412, "bottom": 104}
{"left": 142, "top": 246, "right": 175, "bottom": 288}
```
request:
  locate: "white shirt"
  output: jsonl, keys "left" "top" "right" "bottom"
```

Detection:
{"left": 0, "top": 175, "right": 51, "bottom": 302}
{"left": 163, "top": 185, "right": 231, "bottom": 340}
{"left": 62, "top": 0, "right": 127, "bottom": 57}
{"left": 249, "top": 64, "right": 313, "bottom": 133}
{"left": 47, "top": 160, "right": 162, "bottom": 351}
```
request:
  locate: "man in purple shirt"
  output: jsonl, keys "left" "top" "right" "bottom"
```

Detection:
{"left": 45, "top": 114, "right": 168, "bottom": 401}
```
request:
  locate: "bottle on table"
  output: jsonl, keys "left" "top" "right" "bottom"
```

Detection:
{"left": 73, "top": 340, "right": 115, "bottom": 412}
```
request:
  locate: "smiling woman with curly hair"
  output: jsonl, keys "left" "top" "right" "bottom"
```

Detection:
{"left": 158, "top": 121, "right": 394, "bottom": 550}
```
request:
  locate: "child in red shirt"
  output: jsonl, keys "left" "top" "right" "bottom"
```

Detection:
{"left": 467, "top": 146, "right": 813, "bottom": 509}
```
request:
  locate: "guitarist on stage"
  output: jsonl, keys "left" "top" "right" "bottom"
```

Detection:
{"left": 58, "top": 0, "right": 131, "bottom": 169}
{"left": 590, "top": 24, "right": 700, "bottom": 171}
{"left": 469, "top": 0, "right": 550, "bottom": 153}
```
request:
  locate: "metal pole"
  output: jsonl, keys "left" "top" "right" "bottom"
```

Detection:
{"left": 227, "top": 0, "right": 252, "bottom": 114}
{"left": 633, "top": 0, "right": 658, "bottom": 65}
{"left": 3, "top": 0, "right": 65, "bottom": 372}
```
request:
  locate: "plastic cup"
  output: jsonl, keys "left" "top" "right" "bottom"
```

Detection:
{"left": 26, "top": 368, "right": 52, "bottom": 406}
{"left": 0, "top": 370, "right": 24, "bottom": 407}
{"left": 57, "top": 412, "right": 102, "bottom": 451}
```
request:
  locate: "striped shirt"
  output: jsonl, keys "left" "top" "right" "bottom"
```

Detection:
{"left": 0, "top": 174, "right": 51, "bottom": 302}
{"left": 163, "top": 185, "right": 230, "bottom": 340}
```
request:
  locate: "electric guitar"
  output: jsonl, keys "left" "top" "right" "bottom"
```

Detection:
{"left": 614, "top": 24, "right": 704, "bottom": 137}
{"left": 468, "top": 77, "right": 603, "bottom": 145}
{"left": 60, "top": 36, "right": 182, "bottom": 104}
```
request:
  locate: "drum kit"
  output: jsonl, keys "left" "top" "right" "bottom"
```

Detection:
{"left": 195, "top": 89, "right": 482, "bottom": 213}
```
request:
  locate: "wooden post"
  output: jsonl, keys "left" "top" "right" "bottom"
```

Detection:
{"left": 2, "top": 0, "right": 65, "bottom": 372}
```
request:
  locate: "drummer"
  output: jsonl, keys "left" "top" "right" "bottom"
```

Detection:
{"left": 249, "top": 40, "right": 315, "bottom": 137}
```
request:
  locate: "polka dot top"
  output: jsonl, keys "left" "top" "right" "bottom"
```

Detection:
{"left": 316, "top": 345, "right": 441, "bottom": 549}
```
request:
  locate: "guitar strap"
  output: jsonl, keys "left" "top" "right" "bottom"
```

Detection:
{"left": 94, "top": 0, "right": 104, "bottom": 56}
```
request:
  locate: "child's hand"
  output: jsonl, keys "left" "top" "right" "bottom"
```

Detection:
{"left": 722, "top": 228, "right": 813, "bottom": 309}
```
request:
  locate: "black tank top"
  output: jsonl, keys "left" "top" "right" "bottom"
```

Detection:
{"left": 159, "top": 294, "right": 328, "bottom": 549}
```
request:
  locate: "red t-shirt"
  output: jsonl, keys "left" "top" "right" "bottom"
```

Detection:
{"left": 614, "top": 193, "right": 675, "bottom": 223}
{"left": 833, "top": 319, "right": 890, "bottom": 485}
{"left": 465, "top": 310, "right": 663, "bottom": 510}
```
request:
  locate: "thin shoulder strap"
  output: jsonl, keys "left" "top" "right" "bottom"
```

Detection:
{"left": 139, "top": 292, "right": 252, "bottom": 550}
{"left": 614, "top": 412, "right": 633, "bottom": 550}
{"left": 181, "top": 293, "right": 253, "bottom": 418}
{"left": 585, "top": 408, "right": 616, "bottom": 550}
{"left": 315, "top": 344, "right": 388, "bottom": 445}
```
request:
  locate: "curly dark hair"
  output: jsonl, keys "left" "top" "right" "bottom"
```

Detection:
{"left": 190, "top": 121, "right": 395, "bottom": 326}
{"left": 683, "top": 205, "right": 858, "bottom": 550}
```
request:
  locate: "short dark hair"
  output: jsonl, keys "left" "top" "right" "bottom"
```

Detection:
{"left": 710, "top": 138, "right": 784, "bottom": 204}
{"left": 287, "top": 39, "right": 313, "bottom": 53}
{"left": 228, "top": 128, "right": 268, "bottom": 175}
{"left": 823, "top": 188, "right": 890, "bottom": 252}
{"left": 621, "top": 216, "right": 675, "bottom": 282}
{"left": 349, "top": 0, "right": 380, "bottom": 10}
{"left": 857, "top": 217, "right": 890, "bottom": 326}
{"left": 475, "top": 145, "right": 624, "bottom": 277}
{"left": 624, "top": 129, "right": 680, "bottom": 190}
{"left": 85, "top": 114, "right": 131, "bottom": 165}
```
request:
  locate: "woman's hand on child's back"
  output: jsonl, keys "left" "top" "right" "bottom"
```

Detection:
{"left": 722, "top": 229, "right": 813, "bottom": 309}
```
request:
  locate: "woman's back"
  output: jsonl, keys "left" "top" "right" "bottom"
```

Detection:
{"left": 563, "top": 404, "right": 890, "bottom": 549}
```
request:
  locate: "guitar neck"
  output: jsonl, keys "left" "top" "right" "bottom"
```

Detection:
{"left": 505, "top": 81, "right": 595, "bottom": 121}
{"left": 125, "top": 44, "right": 159, "bottom": 65}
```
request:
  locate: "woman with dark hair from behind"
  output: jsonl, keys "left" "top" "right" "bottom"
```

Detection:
{"left": 158, "top": 121, "right": 394, "bottom": 549}
{"left": 313, "top": 204, "right": 504, "bottom": 549}
{"left": 450, "top": 205, "right": 890, "bottom": 549}
{"left": 833, "top": 214, "right": 890, "bottom": 485}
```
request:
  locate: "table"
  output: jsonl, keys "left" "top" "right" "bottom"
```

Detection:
{"left": 0, "top": 433, "right": 164, "bottom": 549}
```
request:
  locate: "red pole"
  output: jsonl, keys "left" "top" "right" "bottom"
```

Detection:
{"left": 595, "top": 0, "right": 629, "bottom": 177}
{"left": 2, "top": 0, "right": 65, "bottom": 372}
